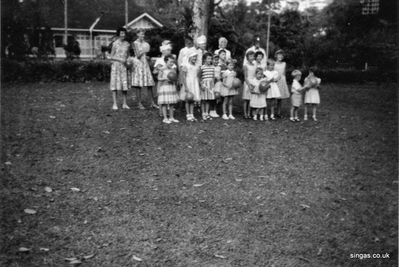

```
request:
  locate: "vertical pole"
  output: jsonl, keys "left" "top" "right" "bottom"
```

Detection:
{"left": 64, "top": 0, "right": 68, "bottom": 44}
{"left": 125, "top": 0, "right": 128, "bottom": 26}
{"left": 265, "top": 0, "right": 271, "bottom": 62}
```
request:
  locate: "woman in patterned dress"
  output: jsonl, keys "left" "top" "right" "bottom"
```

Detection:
{"left": 131, "top": 29, "right": 157, "bottom": 110}
{"left": 274, "top": 50, "right": 290, "bottom": 117}
{"left": 109, "top": 27, "right": 130, "bottom": 110}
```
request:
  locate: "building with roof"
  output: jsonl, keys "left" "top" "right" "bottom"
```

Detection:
{"left": 50, "top": 12, "right": 163, "bottom": 59}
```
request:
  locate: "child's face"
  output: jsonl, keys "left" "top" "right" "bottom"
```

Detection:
{"left": 189, "top": 55, "right": 197, "bottom": 64}
{"left": 137, "top": 31, "right": 145, "bottom": 40}
{"left": 256, "top": 55, "right": 263, "bottom": 62}
{"left": 227, "top": 63, "right": 234, "bottom": 70}
{"left": 247, "top": 54, "right": 255, "bottom": 62}
{"left": 213, "top": 57, "right": 219, "bottom": 66}
{"left": 276, "top": 54, "right": 283, "bottom": 61}
{"left": 166, "top": 58, "right": 175, "bottom": 68}
{"left": 205, "top": 56, "right": 212, "bottom": 65}
{"left": 219, "top": 52, "right": 226, "bottom": 61}
{"left": 164, "top": 48, "right": 172, "bottom": 56}
{"left": 295, "top": 74, "right": 301, "bottom": 80}
{"left": 198, "top": 43, "right": 206, "bottom": 50}
{"left": 185, "top": 40, "right": 193, "bottom": 47}
{"left": 256, "top": 71, "right": 263, "bottom": 79}
{"left": 267, "top": 62, "right": 274, "bottom": 70}
{"left": 119, "top": 31, "right": 126, "bottom": 38}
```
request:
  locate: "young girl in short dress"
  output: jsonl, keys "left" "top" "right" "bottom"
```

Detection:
{"left": 110, "top": 27, "right": 130, "bottom": 111}
{"left": 304, "top": 67, "right": 321, "bottom": 121}
{"left": 200, "top": 52, "right": 215, "bottom": 120}
{"left": 255, "top": 51, "right": 266, "bottom": 71}
{"left": 181, "top": 52, "right": 201, "bottom": 121}
{"left": 250, "top": 68, "right": 268, "bottom": 120}
{"left": 213, "top": 54, "right": 222, "bottom": 115}
{"left": 290, "top": 70, "right": 307, "bottom": 122}
{"left": 243, "top": 51, "right": 257, "bottom": 119}
{"left": 221, "top": 59, "right": 238, "bottom": 120}
{"left": 157, "top": 55, "right": 179, "bottom": 124}
{"left": 264, "top": 59, "right": 281, "bottom": 120}
{"left": 274, "top": 50, "right": 290, "bottom": 118}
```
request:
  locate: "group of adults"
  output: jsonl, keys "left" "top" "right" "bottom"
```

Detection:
{"left": 108, "top": 26, "right": 273, "bottom": 112}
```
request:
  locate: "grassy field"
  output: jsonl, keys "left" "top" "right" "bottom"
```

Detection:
{"left": 1, "top": 82, "right": 397, "bottom": 267}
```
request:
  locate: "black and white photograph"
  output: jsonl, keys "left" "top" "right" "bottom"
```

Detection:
{"left": 1, "top": 0, "right": 397, "bottom": 266}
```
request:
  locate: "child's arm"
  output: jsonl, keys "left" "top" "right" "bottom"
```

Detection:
{"left": 157, "top": 69, "right": 167, "bottom": 81}
{"left": 182, "top": 67, "right": 189, "bottom": 93}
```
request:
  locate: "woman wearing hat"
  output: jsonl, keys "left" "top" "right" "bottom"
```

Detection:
{"left": 243, "top": 36, "right": 267, "bottom": 67}
{"left": 195, "top": 35, "right": 207, "bottom": 67}
{"left": 274, "top": 49, "right": 290, "bottom": 117}
{"left": 214, "top": 37, "right": 231, "bottom": 61}
{"left": 131, "top": 29, "right": 157, "bottom": 110}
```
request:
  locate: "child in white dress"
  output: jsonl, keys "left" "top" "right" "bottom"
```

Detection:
{"left": 290, "top": 70, "right": 307, "bottom": 122}
{"left": 221, "top": 59, "right": 239, "bottom": 120}
{"left": 264, "top": 59, "right": 281, "bottom": 120}
{"left": 304, "top": 67, "right": 321, "bottom": 121}
{"left": 243, "top": 51, "right": 257, "bottom": 119}
{"left": 274, "top": 50, "right": 290, "bottom": 118}
{"left": 250, "top": 68, "right": 268, "bottom": 120}
{"left": 181, "top": 52, "right": 201, "bottom": 121}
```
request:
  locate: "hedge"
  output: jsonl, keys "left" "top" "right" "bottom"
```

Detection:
{"left": 1, "top": 59, "right": 396, "bottom": 83}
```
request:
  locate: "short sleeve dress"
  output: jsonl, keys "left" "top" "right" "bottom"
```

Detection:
{"left": 131, "top": 39, "right": 155, "bottom": 87}
{"left": 274, "top": 61, "right": 290, "bottom": 99}
{"left": 181, "top": 63, "right": 201, "bottom": 102}
{"left": 110, "top": 39, "right": 130, "bottom": 91}
{"left": 249, "top": 78, "right": 267, "bottom": 108}
{"left": 291, "top": 79, "right": 303, "bottom": 107}
{"left": 200, "top": 65, "right": 215, "bottom": 100}
{"left": 157, "top": 67, "right": 179, "bottom": 105}
{"left": 243, "top": 62, "right": 257, "bottom": 100}
{"left": 304, "top": 76, "right": 321, "bottom": 104}
{"left": 264, "top": 70, "right": 281, "bottom": 99}
{"left": 221, "top": 70, "right": 238, "bottom": 97}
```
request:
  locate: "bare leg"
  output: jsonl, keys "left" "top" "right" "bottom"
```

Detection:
{"left": 243, "top": 100, "right": 248, "bottom": 118}
{"left": 122, "top": 91, "right": 130, "bottom": 109}
{"left": 201, "top": 101, "right": 206, "bottom": 117}
{"left": 135, "top": 87, "right": 145, "bottom": 109}
{"left": 185, "top": 102, "right": 190, "bottom": 117}
{"left": 205, "top": 101, "right": 210, "bottom": 115}
{"left": 112, "top": 91, "right": 118, "bottom": 109}
{"left": 147, "top": 86, "right": 158, "bottom": 108}
{"left": 228, "top": 97, "right": 233, "bottom": 116}
{"left": 304, "top": 105, "right": 308, "bottom": 120}
{"left": 161, "top": 105, "right": 168, "bottom": 120}
{"left": 312, "top": 104, "right": 317, "bottom": 120}
{"left": 276, "top": 99, "right": 282, "bottom": 116}
{"left": 270, "top": 99, "right": 275, "bottom": 119}
{"left": 290, "top": 106, "right": 294, "bottom": 119}
{"left": 223, "top": 97, "right": 228, "bottom": 115}
{"left": 169, "top": 104, "right": 175, "bottom": 120}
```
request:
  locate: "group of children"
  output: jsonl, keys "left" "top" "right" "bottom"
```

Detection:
{"left": 109, "top": 29, "right": 321, "bottom": 124}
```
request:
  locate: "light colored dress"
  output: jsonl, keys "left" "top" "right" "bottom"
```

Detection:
{"left": 291, "top": 79, "right": 303, "bottom": 107}
{"left": 274, "top": 61, "right": 290, "bottom": 99}
{"left": 213, "top": 65, "right": 222, "bottom": 94}
{"left": 157, "top": 67, "right": 179, "bottom": 105}
{"left": 221, "top": 70, "right": 238, "bottom": 97}
{"left": 249, "top": 78, "right": 267, "bottom": 108}
{"left": 264, "top": 70, "right": 281, "bottom": 99}
{"left": 131, "top": 39, "right": 154, "bottom": 87}
{"left": 304, "top": 76, "right": 321, "bottom": 104}
{"left": 181, "top": 63, "right": 201, "bottom": 102}
{"left": 177, "top": 47, "right": 197, "bottom": 93}
{"left": 110, "top": 39, "right": 130, "bottom": 91}
{"left": 200, "top": 65, "right": 215, "bottom": 100}
{"left": 153, "top": 56, "right": 177, "bottom": 96}
{"left": 243, "top": 62, "right": 257, "bottom": 100}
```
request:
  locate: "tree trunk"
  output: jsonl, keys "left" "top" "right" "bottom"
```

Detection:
{"left": 192, "top": 0, "right": 211, "bottom": 41}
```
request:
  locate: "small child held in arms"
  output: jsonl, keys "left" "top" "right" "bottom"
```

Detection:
{"left": 304, "top": 67, "right": 321, "bottom": 121}
{"left": 221, "top": 59, "right": 239, "bottom": 120}
{"left": 249, "top": 68, "right": 268, "bottom": 120}
{"left": 157, "top": 55, "right": 180, "bottom": 124}
{"left": 290, "top": 69, "right": 308, "bottom": 122}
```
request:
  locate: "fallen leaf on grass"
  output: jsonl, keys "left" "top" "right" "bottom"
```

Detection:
{"left": 222, "top": 158, "right": 233, "bottom": 163}
{"left": 235, "top": 179, "right": 242, "bottom": 182}
{"left": 193, "top": 183, "right": 204, "bottom": 187}
{"left": 49, "top": 115, "right": 56, "bottom": 119}
{"left": 18, "top": 247, "right": 30, "bottom": 252}
{"left": 317, "top": 247, "right": 323, "bottom": 256}
{"left": 280, "top": 192, "right": 287, "bottom": 196}
{"left": 24, "top": 209, "right": 37, "bottom": 215}
{"left": 299, "top": 204, "right": 310, "bottom": 209}
{"left": 5, "top": 161, "right": 12, "bottom": 165}
{"left": 69, "top": 259, "right": 82, "bottom": 265}
{"left": 132, "top": 255, "right": 143, "bottom": 262}
{"left": 102, "top": 130, "right": 110, "bottom": 134}
{"left": 83, "top": 253, "right": 95, "bottom": 260}
{"left": 44, "top": 186, "right": 53, "bottom": 193}
{"left": 70, "top": 187, "right": 81, "bottom": 192}
{"left": 40, "top": 247, "right": 50, "bottom": 252}
{"left": 214, "top": 254, "right": 227, "bottom": 259}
